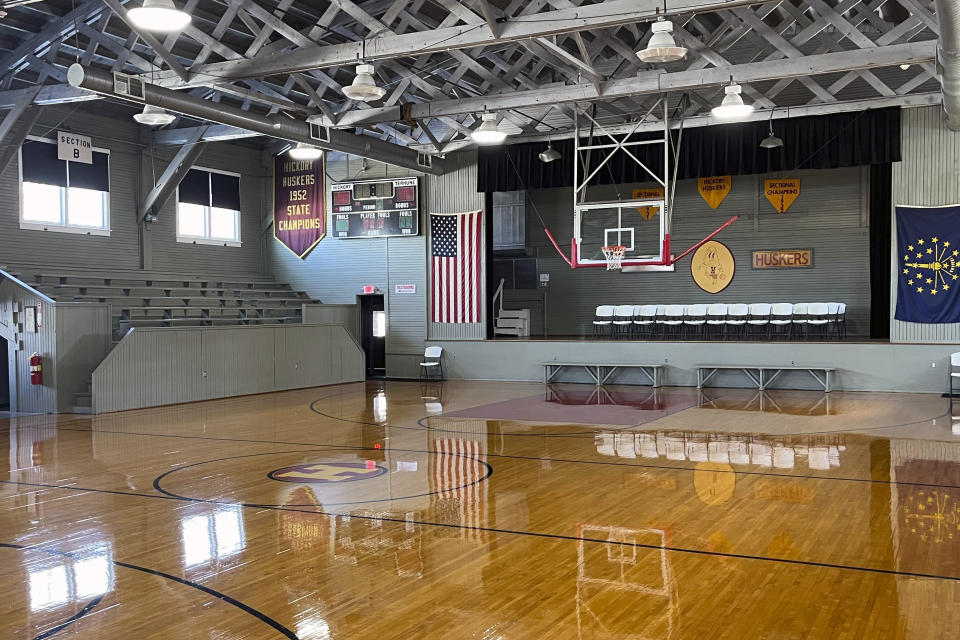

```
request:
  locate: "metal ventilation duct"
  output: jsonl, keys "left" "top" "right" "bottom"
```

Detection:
{"left": 66, "top": 63, "right": 445, "bottom": 174}
{"left": 935, "top": 0, "right": 960, "bottom": 130}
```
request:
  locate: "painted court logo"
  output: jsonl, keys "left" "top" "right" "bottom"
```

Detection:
{"left": 268, "top": 462, "right": 387, "bottom": 483}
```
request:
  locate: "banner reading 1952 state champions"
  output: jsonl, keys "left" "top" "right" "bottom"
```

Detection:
{"left": 895, "top": 204, "right": 960, "bottom": 323}
{"left": 274, "top": 155, "right": 325, "bottom": 259}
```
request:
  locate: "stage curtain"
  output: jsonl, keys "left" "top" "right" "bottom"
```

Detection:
{"left": 477, "top": 107, "right": 901, "bottom": 192}
{"left": 869, "top": 163, "right": 892, "bottom": 340}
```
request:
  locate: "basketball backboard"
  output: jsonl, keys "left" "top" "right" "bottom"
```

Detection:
{"left": 572, "top": 199, "right": 668, "bottom": 268}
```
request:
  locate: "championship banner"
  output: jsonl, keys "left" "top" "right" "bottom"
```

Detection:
{"left": 698, "top": 176, "right": 731, "bottom": 209}
{"left": 895, "top": 205, "right": 960, "bottom": 323}
{"left": 764, "top": 178, "right": 800, "bottom": 213}
{"left": 274, "top": 155, "right": 325, "bottom": 259}
{"left": 632, "top": 187, "right": 663, "bottom": 221}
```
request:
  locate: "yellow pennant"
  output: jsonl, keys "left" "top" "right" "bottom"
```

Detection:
{"left": 697, "top": 175, "right": 731, "bottom": 209}
{"left": 764, "top": 178, "right": 800, "bottom": 214}
{"left": 632, "top": 187, "right": 663, "bottom": 221}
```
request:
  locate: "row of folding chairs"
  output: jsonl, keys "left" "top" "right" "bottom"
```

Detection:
{"left": 592, "top": 303, "right": 847, "bottom": 340}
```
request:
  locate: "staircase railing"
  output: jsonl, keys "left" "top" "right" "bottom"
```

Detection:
{"left": 492, "top": 277, "right": 505, "bottom": 320}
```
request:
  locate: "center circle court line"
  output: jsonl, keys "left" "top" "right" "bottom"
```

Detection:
{"left": 153, "top": 448, "right": 493, "bottom": 507}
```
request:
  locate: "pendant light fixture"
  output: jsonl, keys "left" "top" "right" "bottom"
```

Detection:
{"left": 637, "top": 18, "right": 687, "bottom": 63}
{"left": 287, "top": 142, "right": 323, "bottom": 161}
{"left": 133, "top": 104, "right": 176, "bottom": 126}
{"left": 539, "top": 141, "right": 561, "bottom": 163}
{"left": 342, "top": 64, "right": 386, "bottom": 102}
{"left": 760, "top": 108, "right": 783, "bottom": 149}
{"left": 471, "top": 113, "right": 507, "bottom": 145}
{"left": 128, "top": 0, "right": 191, "bottom": 32}
{"left": 711, "top": 82, "right": 754, "bottom": 120}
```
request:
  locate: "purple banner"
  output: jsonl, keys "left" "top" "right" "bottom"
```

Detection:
{"left": 274, "top": 155, "right": 325, "bottom": 258}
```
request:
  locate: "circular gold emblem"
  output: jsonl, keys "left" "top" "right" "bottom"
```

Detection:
{"left": 691, "top": 240, "right": 735, "bottom": 294}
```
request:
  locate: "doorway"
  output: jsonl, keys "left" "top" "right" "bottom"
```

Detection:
{"left": 359, "top": 294, "right": 386, "bottom": 378}
{"left": 0, "top": 338, "right": 10, "bottom": 412}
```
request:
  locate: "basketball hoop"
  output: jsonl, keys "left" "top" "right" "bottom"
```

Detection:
{"left": 601, "top": 245, "right": 627, "bottom": 271}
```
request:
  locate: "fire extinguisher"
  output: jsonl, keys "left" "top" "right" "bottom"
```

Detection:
{"left": 29, "top": 353, "right": 42, "bottom": 386}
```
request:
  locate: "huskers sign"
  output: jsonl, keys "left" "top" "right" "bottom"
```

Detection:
{"left": 274, "top": 155, "right": 325, "bottom": 258}
{"left": 752, "top": 249, "right": 814, "bottom": 269}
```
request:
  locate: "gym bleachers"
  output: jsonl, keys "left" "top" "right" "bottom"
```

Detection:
{"left": 9, "top": 267, "right": 320, "bottom": 342}
{"left": 592, "top": 302, "right": 847, "bottom": 340}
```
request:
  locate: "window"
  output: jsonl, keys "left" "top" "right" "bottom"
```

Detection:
{"left": 177, "top": 167, "right": 241, "bottom": 246}
{"left": 19, "top": 137, "right": 110, "bottom": 235}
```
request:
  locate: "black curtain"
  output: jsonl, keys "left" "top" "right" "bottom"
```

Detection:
{"left": 869, "top": 163, "right": 892, "bottom": 340}
{"left": 179, "top": 169, "right": 210, "bottom": 206}
{"left": 210, "top": 172, "right": 241, "bottom": 210}
{"left": 68, "top": 151, "right": 110, "bottom": 192}
{"left": 21, "top": 140, "right": 67, "bottom": 186}
{"left": 477, "top": 107, "right": 902, "bottom": 192}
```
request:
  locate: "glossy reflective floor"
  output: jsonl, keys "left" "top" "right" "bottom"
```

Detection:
{"left": 3, "top": 381, "right": 960, "bottom": 639}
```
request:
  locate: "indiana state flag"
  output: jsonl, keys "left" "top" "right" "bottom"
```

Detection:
{"left": 895, "top": 205, "right": 960, "bottom": 323}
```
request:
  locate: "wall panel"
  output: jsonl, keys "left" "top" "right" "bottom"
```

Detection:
{"left": 890, "top": 106, "right": 960, "bottom": 342}
{"left": 527, "top": 167, "right": 870, "bottom": 336}
{"left": 55, "top": 303, "right": 111, "bottom": 412}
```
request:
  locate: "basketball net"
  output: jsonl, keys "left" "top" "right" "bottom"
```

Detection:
{"left": 601, "top": 245, "right": 626, "bottom": 271}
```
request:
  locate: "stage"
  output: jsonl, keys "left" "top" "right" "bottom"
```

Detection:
{"left": 430, "top": 338, "right": 957, "bottom": 393}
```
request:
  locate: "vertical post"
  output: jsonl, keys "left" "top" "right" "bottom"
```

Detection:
{"left": 662, "top": 98, "right": 670, "bottom": 262}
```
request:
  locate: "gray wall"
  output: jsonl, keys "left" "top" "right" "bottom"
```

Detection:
{"left": 891, "top": 105, "right": 960, "bottom": 343}
{"left": 0, "top": 105, "right": 267, "bottom": 276}
{"left": 432, "top": 338, "right": 959, "bottom": 393}
{"left": 525, "top": 167, "right": 870, "bottom": 336}
{"left": 267, "top": 150, "right": 484, "bottom": 378}
{"left": 91, "top": 323, "right": 363, "bottom": 413}
{"left": 55, "top": 303, "right": 112, "bottom": 412}
{"left": 0, "top": 276, "right": 57, "bottom": 413}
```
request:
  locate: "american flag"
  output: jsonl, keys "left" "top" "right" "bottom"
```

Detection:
{"left": 431, "top": 211, "right": 482, "bottom": 323}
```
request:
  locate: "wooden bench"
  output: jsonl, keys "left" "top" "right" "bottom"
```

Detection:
{"left": 696, "top": 365, "right": 836, "bottom": 392}
{"left": 542, "top": 362, "right": 663, "bottom": 387}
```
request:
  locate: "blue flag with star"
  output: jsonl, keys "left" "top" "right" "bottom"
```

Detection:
{"left": 895, "top": 205, "right": 960, "bottom": 323}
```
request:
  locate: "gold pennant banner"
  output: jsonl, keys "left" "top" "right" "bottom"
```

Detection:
{"left": 764, "top": 178, "right": 800, "bottom": 214}
{"left": 632, "top": 187, "right": 663, "bottom": 221}
{"left": 697, "top": 175, "right": 731, "bottom": 209}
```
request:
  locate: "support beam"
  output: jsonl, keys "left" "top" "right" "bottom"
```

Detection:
{"left": 139, "top": 126, "right": 208, "bottom": 223}
{"left": 150, "top": 0, "right": 772, "bottom": 86}
{"left": 100, "top": 0, "right": 190, "bottom": 81}
{"left": 153, "top": 123, "right": 261, "bottom": 145}
{"left": 0, "top": 89, "right": 43, "bottom": 175}
{"left": 322, "top": 41, "right": 936, "bottom": 127}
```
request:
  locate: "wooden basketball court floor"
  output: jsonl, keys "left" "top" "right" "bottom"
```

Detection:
{"left": 3, "top": 380, "right": 960, "bottom": 639}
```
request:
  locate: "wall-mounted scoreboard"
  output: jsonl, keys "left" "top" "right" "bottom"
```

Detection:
{"left": 330, "top": 177, "right": 419, "bottom": 238}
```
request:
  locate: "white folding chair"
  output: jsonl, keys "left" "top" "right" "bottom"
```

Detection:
{"left": 705, "top": 303, "right": 728, "bottom": 339}
{"left": 419, "top": 346, "right": 444, "bottom": 381}
{"left": 825, "top": 302, "right": 841, "bottom": 340}
{"left": 660, "top": 305, "right": 685, "bottom": 339}
{"left": 612, "top": 304, "right": 635, "bottom": 338}
{"left": 747, "top": 303, "right": 772, "bottom": 339}
{"left": 950, "top": 352, "right": 960, "bottom": 396}
{"left": 592, "top": 305, "right": 615, "bottom": 337}
{"left": 835, "top": 303, "right": 847, "bottom": 339}
{"left": 791, "top": 303, "right": 809, "bottom": 340}
{"left": 652, "top": 304, "right": 668, "bottom": 337}
{"left": 806, "top": 303, "right": 830, "bottom": 339}
{"left": 769, "top": 303, "right": 793, "bottom": 339}
{"left": 725, "top": 303, "right": 748, "bottom": 339}
{"left": 633, "top": 304, "right": 657, "bottom": 338}
{"left": 683, "top": 304, "right": 708, "bottom": 339}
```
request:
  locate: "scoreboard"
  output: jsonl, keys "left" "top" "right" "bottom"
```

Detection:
{"left": 330, "top": 177, "right": 419, "bottom": 238}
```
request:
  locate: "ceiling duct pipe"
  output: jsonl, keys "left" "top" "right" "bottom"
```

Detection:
{"left": 66, "top": 63, "right": 445, "bottom": 174}
{"left": 935, "top": 0, "right": 960, "bottom": 129}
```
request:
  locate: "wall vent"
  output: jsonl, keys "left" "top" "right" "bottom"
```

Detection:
{"left": 417, "top": 152, "right": 432, "bottom": 169}
{"left": 113, "top": 73, "right": 145, "bottom": 100}
{"left": 309, "top": 122, "right": 330, "bottom": 143}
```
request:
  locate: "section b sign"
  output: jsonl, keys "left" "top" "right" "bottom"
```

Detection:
{"left": 274, "top": 155, "right": 325, "bottom": 259}
{"left": 57, "top": 131, "right": 92, "bottom": 164}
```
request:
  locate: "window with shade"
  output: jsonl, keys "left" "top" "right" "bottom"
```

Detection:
{"left": 19, "top": 136, "right": 111, "bottom": 235}
{"left": 176, "top": 167, "right": 242, "bottom": 246}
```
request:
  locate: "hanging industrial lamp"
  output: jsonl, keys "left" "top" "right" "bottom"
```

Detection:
{"left": 711, "top": 83, "right": 754, "bottom": 120}
{"left": 760, "top": 109, "right": 783, "bottom": 149}
{"left": 471, "top": 113, "right": 507, "bottom": 145}
{"left": 636, "top": 18, "right": 687, "bottom": 63}
{"left": 539, "top": 141, "right": 561, "bottom": 163}
{"left": 133, "top": 104, "right": 176, "bottom": 126}
{"left": 287, "top": 142, "right": 323, "bottom": 160}
{"left": 128, "top": 0, "right": 191, "bottom": 32}
{"left": 342, "top": 64, "right": 386, "bottom": 101}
